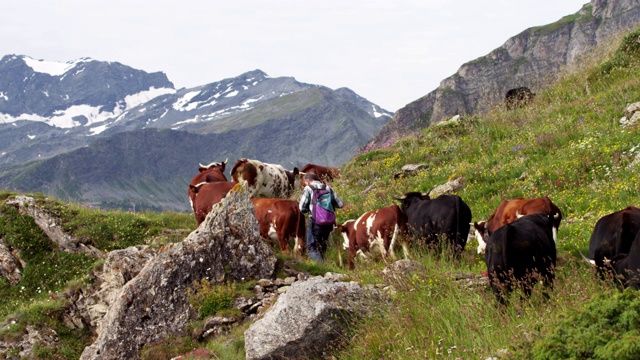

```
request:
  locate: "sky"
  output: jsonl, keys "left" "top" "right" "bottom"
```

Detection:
{"left": 1, "top": 0, "right": 589, "bottom": 112}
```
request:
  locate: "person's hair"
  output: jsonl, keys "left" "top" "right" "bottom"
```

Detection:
{"left": 304, "top": 172, "right": 319, "bottom": 181}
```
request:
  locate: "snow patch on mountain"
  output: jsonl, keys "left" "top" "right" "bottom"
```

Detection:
{"left": 21, "top": 56, "right": 93, "bottom": 76}
{"left": 0, "top": 87, "right": 175, "bottom": 129}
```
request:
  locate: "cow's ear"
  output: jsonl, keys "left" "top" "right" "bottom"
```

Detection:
{"left": 293, "top": 167, "right": 299, "bottom": 175}
{"left": 473, "top": 221, "right": 484, "bottom": 231}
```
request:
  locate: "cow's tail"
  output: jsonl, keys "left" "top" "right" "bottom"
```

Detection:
{"left": 455, "top": 196, "right": 463, "bottom": 251}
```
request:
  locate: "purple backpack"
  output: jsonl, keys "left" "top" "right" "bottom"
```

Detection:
{"left": 312, "top": 185, "right": 336, "bottom": 226}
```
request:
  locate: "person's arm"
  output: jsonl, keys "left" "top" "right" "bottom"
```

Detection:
{"left": 299, "top": 187, "right": 311, "bottom": 213}
{"left": 329, "top": 186, "right": 344, "bottom": 209}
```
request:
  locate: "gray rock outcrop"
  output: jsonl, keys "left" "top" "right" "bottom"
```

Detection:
{"left": 4, "top": 196, "right": 104, "bottom": 258}
{"left": 244, "top": 276, "right": 385, "bottom": 360}
{"left": 0, "top": 238, "right": 24, "bottom": 285}
{"left": 371, "top": 0, "right": 640, "bottom": 146}
{"left": 69, "top": 245, "right": 157, "bottom": 331}
{"left": 80, "top": 185, "right": 276, "bottom": 360}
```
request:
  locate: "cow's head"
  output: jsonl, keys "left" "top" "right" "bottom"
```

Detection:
{"left": 198, "top": 158, "right": 228, "bottom": 173}
{"left": 337, "top": 220, "right": 356, "bottom": 250}
{"left": 285, "top": 167, "right": 301, "bottom": 191}
{"left": 393, "top": 191, "right": 431, "bottom": 212}
{"left": 230, "top": 158, "right": 258, "bottom": 186}
{"left": 473, "top": 221, "right": 488, "bottom": 254}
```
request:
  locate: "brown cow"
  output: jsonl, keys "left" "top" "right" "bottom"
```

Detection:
{"left": 231, "top": 158, "right": 301, "bottom": 198}
{"left": 473, "top": 197, "right": 562, "bottom": 254}
{"left": 192, "top": 181, "right": 237, "bottom": 225}
{"left": 252, "top": 198, "right": 305, "bottom": 255}
{"left": 300, "top": 163, "right": 340, "bottom": 182}
{"left": 338, "top": 205, "right": 409, "bottom": 269}
{"left": 188, "top": 159, "right": 228, "bottom": 211}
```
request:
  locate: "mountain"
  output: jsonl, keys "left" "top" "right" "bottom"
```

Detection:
{"left": 370, "top": 0, "right": 640, "bottom": 146}
{"left": 0, "top": 56, "right": 392, "bottom": 211}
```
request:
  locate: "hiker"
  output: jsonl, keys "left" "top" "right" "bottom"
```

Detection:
{"left": 299, "top": 172, "right": 344, "bottom": 262}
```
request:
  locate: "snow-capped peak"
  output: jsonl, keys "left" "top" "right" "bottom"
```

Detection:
{"left": 20, "top": 55, "right": 93, "bottom": 76}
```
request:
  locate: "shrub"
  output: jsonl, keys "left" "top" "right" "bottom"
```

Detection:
{"left": 523, "top": 288, "right": 640, "bottom": 359}
{"left": 188, "top": 280, "right": 237, "bottom": 319}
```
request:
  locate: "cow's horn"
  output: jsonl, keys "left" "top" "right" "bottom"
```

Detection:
{"left": 422, "top": 190, "right": 431, "bottom": 198}
{"left": 223, "top": 158, "right": 228, "bottom": 164}
{"left": 516, "top": 210, "right": 524, "bottom": 218}
{"left": 198, "top": 163, "right": 206, "bottom": 168}
{"left": 579, "top": 251, "right": 596, "bottom": 267}
{"left": 393, "top": 195, "right": 406, "bottom": 200}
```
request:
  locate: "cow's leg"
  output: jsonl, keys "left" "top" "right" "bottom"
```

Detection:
{"left": 388, "top": 224, "right": 400, "bottom": 260}
{"left": 276, "top": 226, "right": 290, "bottom": 254}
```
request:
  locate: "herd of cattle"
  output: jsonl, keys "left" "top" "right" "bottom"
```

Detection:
{"left": 188, "top": 158, "right": 640, "bottom": 302}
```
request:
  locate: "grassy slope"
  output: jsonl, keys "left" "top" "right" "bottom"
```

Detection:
{"left": 1, "top": 28, "right": 640, "bottom": 360}
{"left": 324, "top": 29, "right": 640, "bottom": 359}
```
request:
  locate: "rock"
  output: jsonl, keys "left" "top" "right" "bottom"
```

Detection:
{"left": 429, "top": 177, "right": 465, "bottom": 197}
{"left": 4, "top": 196, "right": 104, "bottom": 258}
{"left": 0, "top": 325, "right": 59, "bottom": 358}
{"left": 71, "top": 245, "right": 157, "bottom": 330}
{"left": 394, "top": 164, "right": 428, "bottom": 179}
{"left": 382, "top": 260, "right": 426, "bottom": 286}
{"left": 324, "top": 272, "right": 350, "bottom": 282}
{"left": 244, "top": 277, "right": 386, "bottom": 360}
{"left": 80, "top": 186, "right": 276, "bottom": 360}
{"left": 0, "top": 238, "right": 24, "bottom": 285}
{"left": 284, "top": 277, "right": 296, "bottom": 285}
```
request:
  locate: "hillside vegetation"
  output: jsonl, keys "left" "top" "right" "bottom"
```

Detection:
{"left": 1, "top": 29, "right": 640, "bottom": 359}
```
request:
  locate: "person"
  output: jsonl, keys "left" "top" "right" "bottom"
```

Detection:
{"left": 299, "top": 172, "right": 344, "bottom": 262}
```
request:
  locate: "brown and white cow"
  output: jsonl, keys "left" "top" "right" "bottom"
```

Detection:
{"left": 473, "top": 197, "right": 562, "bottom": 254}
{"left": 192, "top": 181, "right": 237, "bottom": 225}
{"left": 231, "top": 158, "right": 301, "bottom": 198}
{"left": 252, "top": 198, "right": 305, "bottom": 255}
{"left": 338, "top": 205, "right": 409, "bottom": 269}
{"left": 188, "top": 159, "right": 228, "bottom": 211}
{"left": 300, "top": 163, "right": 341, "bottom": 182}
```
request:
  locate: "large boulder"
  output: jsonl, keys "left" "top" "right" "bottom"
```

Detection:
{"left": 80, "top": 185, "right": 276, "bottom": 360}
{"left": 244, "top": 276, "right": 385, "bottom": 360}
{"left": 69, "top": 245, "right": 158, "bottom": 331}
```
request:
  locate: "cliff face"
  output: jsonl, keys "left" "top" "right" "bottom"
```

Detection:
{"left": 371, "top": 0, "right": 640, "bottom": 146}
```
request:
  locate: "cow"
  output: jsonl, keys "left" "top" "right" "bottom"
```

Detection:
{"left": 191, "top": 181, "right": 237, "bottom": 225}
{"left": 337, "top": 205, "right": 409, "bottom": 269}
{"left": 394, "top": 192, "right": 472, "bottom": 251}
{"left": 473, "top": 197, "right": 562, "bottom": 254}
{"left": 505, "top": 87, "right": 535, "bottom": 110}
{"left": 581, "top": 206, "right": 640, "bottom": 271}
{"left": 188, "top": 159, "right": 228, "bottom": 211}
{"left": 485, "top": 213, "right": 557, "bottom": 303}
{"left": 300, "top": 163, "right": 341, "bottom": 182}
{"left": 230, "top": 158, "right": 301, "bottom": 198}
{"left": 251, "top": 198, "right": 305, "bottom": 255}
{"left": 603, "top": 229, "right": 640, "bottom": 289}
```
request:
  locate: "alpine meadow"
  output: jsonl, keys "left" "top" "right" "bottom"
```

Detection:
{"left": 3, "top": 21, "right": 640, "bottom": 360}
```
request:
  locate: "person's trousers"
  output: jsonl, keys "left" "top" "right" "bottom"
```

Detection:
{"left": 306, "top": 218, "right": 333, "bottom": 262}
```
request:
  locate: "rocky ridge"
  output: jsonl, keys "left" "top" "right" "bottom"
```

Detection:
{"left": 371, "top": 0, "right": 640, "bottom": 146}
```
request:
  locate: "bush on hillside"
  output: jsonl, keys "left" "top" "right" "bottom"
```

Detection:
{"left": 597, "top": 27, "right": 640, "bottom": 76}
{"left": 520, "top": 288, "right": 640, "bottom": 359}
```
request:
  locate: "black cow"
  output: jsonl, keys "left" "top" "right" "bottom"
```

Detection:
{"left": 485, "top": 213, "right": 556, "bottom": 303}
{"left": 607, "top": 229, "right": 640, "bottom": 289}
{"left": 394, "top": 192, "right": 472, "bottom": 251}
{"left": 505, "top": 87, "right": 535, "bottom": 110}
{"left": 587, "top": 207, "right": 640, "bottom": 269}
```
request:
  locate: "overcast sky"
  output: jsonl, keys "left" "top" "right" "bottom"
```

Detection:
{"left": 1, "top": 0, "right": 588, "bottom": 112}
